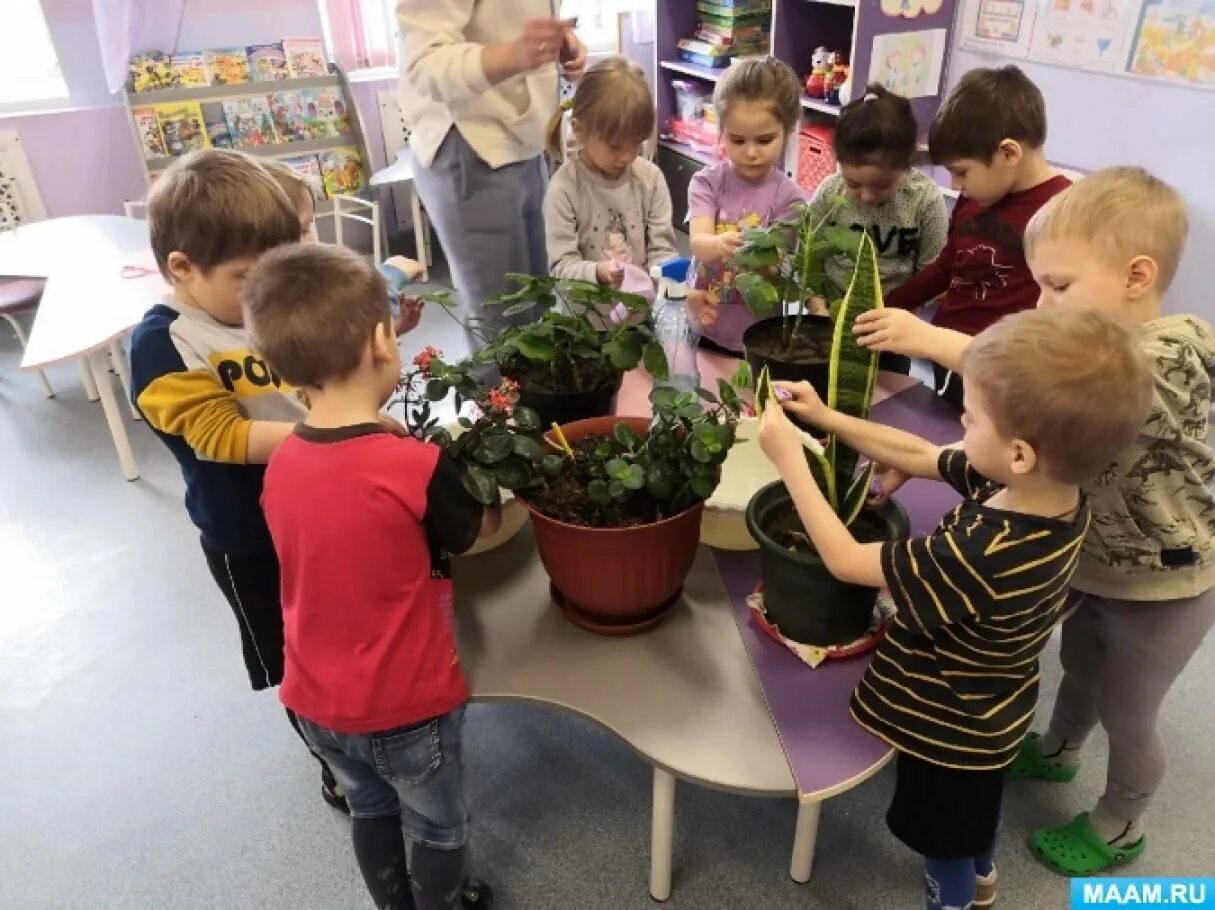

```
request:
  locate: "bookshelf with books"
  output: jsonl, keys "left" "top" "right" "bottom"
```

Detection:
{"left": 650, "top": 0, "right": 958, "bottom": 223}
{"left": 122, "top": 41, "right": 373, "bottom": 216}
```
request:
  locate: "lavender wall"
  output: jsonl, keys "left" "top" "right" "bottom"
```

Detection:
{"left": 2, "top": 0, "right": 392, "bottom": 222}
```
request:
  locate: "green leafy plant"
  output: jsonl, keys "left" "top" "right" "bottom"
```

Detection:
{"left": 530, "top": 364, "right": 753, "bottom": 526}
{"left": 731, "top": 199, "right": 860, "bottom": 352}
{"left": 389, "top": 346, "right": 563, "bottom": 506}
{"left": 754, "top": 230, "right": 885, "bottom": 527}
{"left": 427, "top": 274, "right": 669, "bottom": 393}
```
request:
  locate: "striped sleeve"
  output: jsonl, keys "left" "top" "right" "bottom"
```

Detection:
{"left": 937, "top": 447, "right": 990, "bottom": 499}
{"left": 882, "top": 530, "right": 982, "bottom": 632}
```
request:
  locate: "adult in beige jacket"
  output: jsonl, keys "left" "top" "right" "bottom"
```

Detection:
{"left": 397, "top": 1, "right": 586, "bottom": 355}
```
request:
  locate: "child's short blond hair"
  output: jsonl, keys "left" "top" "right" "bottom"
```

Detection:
{"left": 147, "top": 149, "right": 300, "bottom": 279}
{"left": 963, "top": 306, "right": 1153, "bottom": 485}
{"left": 1025, "top": 166, "right": 1189, "bottom": 292}
{"left": 262, "top": 157, "right": 317, "bottom": 214}
{"left": 242, "top": 243, "right": 390, "bottom": 389}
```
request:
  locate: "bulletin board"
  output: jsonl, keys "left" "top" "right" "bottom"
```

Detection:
{"left": 957, "top": 0, "right": 1214, "bottom": 88}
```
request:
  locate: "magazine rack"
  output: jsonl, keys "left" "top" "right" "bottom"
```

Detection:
{"left": 121, "top": 63, "right": 375, "bottom": 228}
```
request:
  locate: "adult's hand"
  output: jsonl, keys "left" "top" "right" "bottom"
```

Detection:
{"left": 559, "top": 27, "right": 587, "bottom": 82}
{"left": 483, "top": 18, "right": 574, "bottom": 84}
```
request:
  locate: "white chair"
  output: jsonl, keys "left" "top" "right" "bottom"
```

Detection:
{"left": 375, "top": 90, "right": 432, "bottom": 281}
{"left": 323, "top": 194, "right": 383, "bottom": 264}
{"left": 0, "top": 278, "right": 53, "bottom": 397}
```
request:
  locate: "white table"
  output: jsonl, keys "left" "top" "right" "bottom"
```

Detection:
{"left": 0, "top": 216, "right": 166, "bottom": 480}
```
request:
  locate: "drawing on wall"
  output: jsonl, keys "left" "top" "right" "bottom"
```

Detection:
{"left": 880, "top": 0, "right": 945, "bottom": 19}
{"left": 868, "top": 29, "right": 948, "bottom": 97}
{"left": 1028, "top": 0, "right": 1142, "bottom": 69}
{"left": 1129, "top": 0, "right": 1215, "bottom": 85}
{"left": 960, "top": 0, "right": 1037, "bottom": 55}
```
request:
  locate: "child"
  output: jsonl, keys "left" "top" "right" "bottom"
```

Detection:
{"left": 243, "top": 242, "right": 499, "bottom": 910}
{"left": 687, "top": 56, "right": 805, "bottom": 353}
{"left": 804, "top": 83, "right": 948, "bottom": 373}
{"left": 867, "top": 168, "right": 1215, "bottom": 875}
{"left": 882, "top": 65, "right": 1071, "bottom": 406}
{"left": 128, "top": 149, "right": 345, "bottom": 811}
{"left": 543, "top": 57, "right": 678, "bottom": 291}
{"left": 758, "top": 305, "right": 1153, "bottom": 909}
{"left": 261, "top": 158, "right": 425, "bottom": 336}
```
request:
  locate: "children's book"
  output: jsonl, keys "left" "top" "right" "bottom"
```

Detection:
{"left": 153, "top": 102, "right": 208, "bottom": 156}
{"left": 222, "top": 97, "right": 279, "bottom": 148}
{"left": 247, "top": 43, "right": 290, "bottom": 82}
{"left": 170, "top": 52, "right": 210, "bottom": 87}
{"left": 281, "top": 154, "right": 325, "bottom": 198}
{"left": 132, "top": 106, "right": 168, "bottom": 158}
{"left": 296, "top": 89, "right": 339, "bottom": 138}
{"left": 282, "top": 37, "right": 328, "bottom": 77}
{"left": 319, "top": 147, "right": 364, "bottom": 197}
{"left": 128, "top": 52, "right": 176, "bottom": 93}
{"left": 205, "top": 48, "right": 252, "bottom": 85}
{"left": 205, "top": 114, "right": 233, "bottom": 149}
{"left": 267, "top": 91, "right": 310, "bottom": 142}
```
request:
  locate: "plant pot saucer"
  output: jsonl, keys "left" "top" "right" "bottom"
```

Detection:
{"left": 747, "top": 583, "right": 894, "bottom": 668}
{"left": 550, "top": 582, "right": 679, "bottom": 636}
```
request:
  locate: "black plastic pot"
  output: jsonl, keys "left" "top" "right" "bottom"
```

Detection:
{"left": 745, "top": 481, "right": 910, "bottom": 646}
{"left": 742, "top": 315, "right": 834, "bottom": 402}
{"left": 512, "top": 372, "right": 623, "bottom": 430}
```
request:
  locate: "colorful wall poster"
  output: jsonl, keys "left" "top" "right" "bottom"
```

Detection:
{"left": 1129, "top": 0, "right": 1215, "bottom": 85}
{"left": 960, "top": 0, "right": 1037, "bottom": 54}
{"left": 1029, "top": 0, "right": 1143, "bottom": 70}
{"left": 880, "top": 0, "right": 946, "bottom": 18}
{"left": 868, "top": 28, "right": 949, "bottom": 97}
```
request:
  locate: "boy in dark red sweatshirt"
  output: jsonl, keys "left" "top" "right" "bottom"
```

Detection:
{"left": 883, "top": 65, "right": 1071, "bottom": 407}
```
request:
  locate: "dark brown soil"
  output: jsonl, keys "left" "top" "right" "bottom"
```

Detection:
{"left": 766, "top": 505, "right": 890, "bottom": 555}
{"left": 526, "top": 437, "right": 662, "bottom": 528}
{"left": 746, "top": 319, "right": 833, "bottom": 366}
{"left": 500, "top": 354, "right": 619, "bottom": 394}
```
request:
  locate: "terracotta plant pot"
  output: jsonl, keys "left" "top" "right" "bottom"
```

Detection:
{"left": 746, "top": 481, "right": 909, "bottom": 645}
{"left": 520, "top": 415, "right": 704, "bottom": 635}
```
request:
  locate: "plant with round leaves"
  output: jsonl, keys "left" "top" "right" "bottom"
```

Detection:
{"left": 388, "top": 348, "right": 560, "bottom": 506}
{"left": 546, "top": 362, "right": 753, "bottom": 524}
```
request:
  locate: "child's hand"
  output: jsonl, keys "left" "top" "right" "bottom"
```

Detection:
{"left": 758, "top": 397, "right": 806, "bottom": 470}
{"left": 867, "top": 462, "right": 909, "bottom": 506}
{"left": 385, "top": 255, "right": 425, "bottom": 281}
{"left": 853, "top": 309, "right": 931, "bottom": 358}
{"left": 808, "top": 296, "right": 830, "bottom": 317}
{"left": 773, "top": 380, "right": 829, "bottom": 426}
{"left": 595, "top": 259, "right": 624, "bottom": 287}
{"left": 394, "top": 295, "right": 424, "bottom": 335}
{"left": 688, "top": 287, "right": 720, "bottom": 327}
{"left": 716, "top": 231, "right": 744, "bottom": 262}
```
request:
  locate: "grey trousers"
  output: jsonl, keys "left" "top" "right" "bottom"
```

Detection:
{"left": 412, "top": 128, "right": 548, "bottom": 356}
{"left": 1047, "top": 589, "right": 1215, "bottom": 824}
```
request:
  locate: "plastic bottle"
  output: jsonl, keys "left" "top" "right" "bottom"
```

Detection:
{"left": 650, "top": 258, "right": 700, "bottom": 395}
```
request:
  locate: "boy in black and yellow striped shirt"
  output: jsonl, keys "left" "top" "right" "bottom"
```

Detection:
{"left": 758, "top": 306, "right": 1153, "bottom": 910}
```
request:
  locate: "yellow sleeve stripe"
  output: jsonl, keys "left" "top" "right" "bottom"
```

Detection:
{"left": 137, "top": 369, "right": 251, "bottom": 464}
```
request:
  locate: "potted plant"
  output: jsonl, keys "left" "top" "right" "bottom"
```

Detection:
{"left": 744, "top": 233, "right": 909, "bottom": 646}
{"left": 389, "top": 345, "right": 563, "bottom": 554}
{"left": 519, "top": 369, "right": 750, "bottom": 635}
{"left": 428, "top": 275, "right": 669, "bottom": 429}
{"left": 732, "top": 199, "right": 857, "bottom": 398}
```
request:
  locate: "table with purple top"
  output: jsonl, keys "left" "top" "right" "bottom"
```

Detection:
{"left": 452, "top": 379, "right": 963, "bottom": 900}
{"left": 712, "top": 381, "right": 965, "bottom": 883}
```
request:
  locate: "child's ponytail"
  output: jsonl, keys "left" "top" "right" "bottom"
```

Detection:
{"left": 545, "top": 100, "right": 572, "bottom": 162}
{"left": 834, "top": 83, "right": 917, "bottom": 171}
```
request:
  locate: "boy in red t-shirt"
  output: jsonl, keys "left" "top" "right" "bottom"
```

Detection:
{"left": 244, "top": 243, "right": 500, "bottom": 910}
{"left": 878, "top": 65, "right": 1071, "bottom": 408}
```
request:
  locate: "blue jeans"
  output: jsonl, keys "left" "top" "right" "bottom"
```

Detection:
{"left": 297, "top": 708, "right": 468, "bottom": 849}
